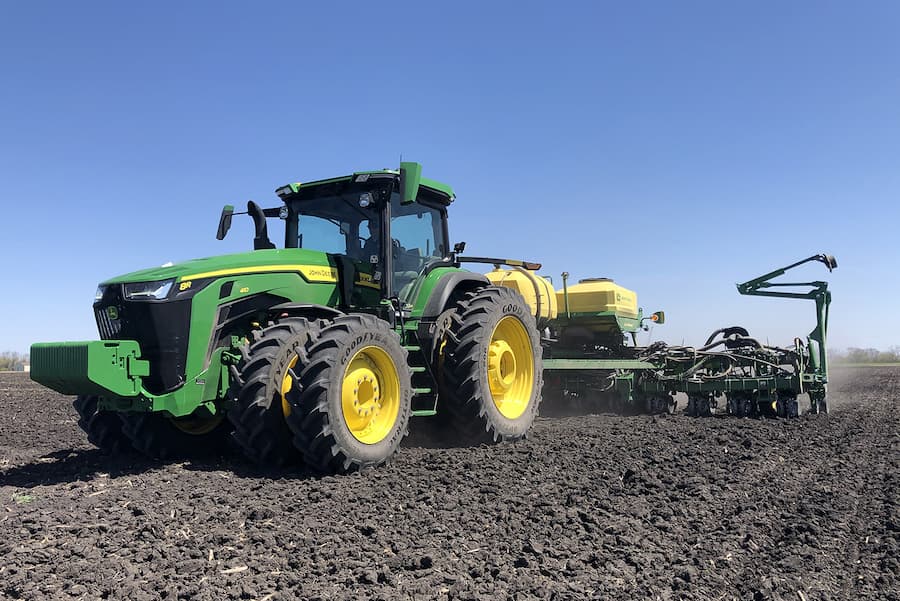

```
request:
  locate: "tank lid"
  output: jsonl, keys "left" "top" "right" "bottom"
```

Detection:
{"left": 578, "top": 277, "right": 613, "bottom": 283}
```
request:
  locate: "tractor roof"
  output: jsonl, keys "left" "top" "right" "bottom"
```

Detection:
{"left": 275, "top": 169, "right": 455, "bottom": 205}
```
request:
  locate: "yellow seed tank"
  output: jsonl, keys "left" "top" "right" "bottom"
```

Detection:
{"left": 558, "top": 278, "right": 638, "bottom": 318}
{"left": 485, "top": 268, "right": 558, "bottom": 322}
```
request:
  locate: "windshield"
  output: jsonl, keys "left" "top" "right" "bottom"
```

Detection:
{"left": 285, "top": 180, "right": 386, "bottom": 260}
{"left": 285, "top": 178, "right": 448, "bottom": 299}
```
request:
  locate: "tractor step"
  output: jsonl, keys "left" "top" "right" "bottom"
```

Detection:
{"left": 404, "top": 345, "right": 422, "bottom": 353}
{"left": 409, "top": 366, "right": 427, "bottom": 373}
{"left": 411, "top": 409, "right": 437, "bottom": 417}
{"left": 412, "top": 387, "right": 432, "bottom": 395}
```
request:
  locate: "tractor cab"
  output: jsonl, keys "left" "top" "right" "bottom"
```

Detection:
{"left": 218, "top": 163, "right": 454, "bottom": 304}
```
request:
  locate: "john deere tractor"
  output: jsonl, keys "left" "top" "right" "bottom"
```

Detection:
{"left": 31, "top": 163, "right": 543, "bottom": 472}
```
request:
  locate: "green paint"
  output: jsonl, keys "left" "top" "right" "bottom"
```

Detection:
{"left": 31, "top": 340, "right": 148, "bottom": 397}
{"left": 400, "top": 161, "right": 422, "bottom": 204}
{"left": 736, "top": 253, "right": 836, "bottom": 392}
{"left": 102, "top": 248, "right": 334, "bottom": 285}
{"left": 405, "top": 267, "right": 472, "bottom": 317}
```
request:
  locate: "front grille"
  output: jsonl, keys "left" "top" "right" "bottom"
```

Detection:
{"left": 95, "top": 306, "right": 122, "bottom": 339}
{"left": 93, "top": 285, "right": 192, "bottom": 394}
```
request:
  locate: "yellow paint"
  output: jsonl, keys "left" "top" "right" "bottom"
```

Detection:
{"left": 179, "top": 281, "right": 192, "bottom": 291}
{"left": 281, "top": 355, "right": 299, "bottom": 418}
{"left": 557, "top": 278, "right": 639, "bottom": 318}
{"left": 355, "top": 273, "right": 381, "bottom": 290}
{"left": 297, "top": 265, "right": 339, "bottom": 282}
{"left": 340, "top": 346, "right": 401, "bottom": 444}
{"left": 487, "top": 316, "right": 534, "bottom": 419}
{"left": 179, "top": 264, "right": 338, "bottom": 283}
{"left": 486, "top": 269, "right": 558, "bottom": 321}
{"left": 239, "top": 287, "right": 250, "bottom": 293}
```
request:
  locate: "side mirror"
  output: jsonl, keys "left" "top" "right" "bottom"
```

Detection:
{"left": 651, "top": 311, "right": 665, "bottom": 325}
{"left": 399, "top": 161, "right": 421, "bottom": 205}
{"left": 216, "top": 205, "right": 234, "bottom": 240}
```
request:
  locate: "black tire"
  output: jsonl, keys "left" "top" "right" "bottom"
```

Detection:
{"left": 687, "top": 394, "right": 712, "bottom": 417}
{"left": 775, "top": 391, "right": 799, "bottom": 418}
{"left": 786, "top": 397, "right": 799, "bottom": 418}
{"left": 439, "top": 286, "right": 543, "bottom": 443}
{"left": 227, "top": 317, "right": 322, "bottom": 466}
{"left": 644, "top": 394, "right": 674, "bottom": 415}
{"left": 728, "top": 393, "right": 753, "bottom": 417}
{"left": 775, "top": 395, "right": 787, "bottom": 418}
{"left": 741, "top": 395, "right": 755, "bottom": 417}
{"left": 285, "top": 314, "right": 412, "bottom": 474}
{"left": 73, "top": 395, "right": 133, "bottom": 454}
{"left": 120, "top": 410, "right": 231, "bottom": 460}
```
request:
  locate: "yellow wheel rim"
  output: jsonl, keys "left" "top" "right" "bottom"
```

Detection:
{"left": 488, "top": 316, "right": 534, "bottom": 419}
{"left": 281, "top": 355, "right": 299, "bottom": 418}
{"left": 341, "top": 346, "right": 401, "bottom": 444}
{"left": 170, "top": 413, "right": 224, "bottom": 435}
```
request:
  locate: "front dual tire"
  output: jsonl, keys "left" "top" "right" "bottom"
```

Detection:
{"left": 229, "top": 314, "right": 412, "bottom": 473}
{"left": 284, "top": 314, "right": 412, "bottom": 473}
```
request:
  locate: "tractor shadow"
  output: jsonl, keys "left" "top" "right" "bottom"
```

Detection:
{"left": 0, "top": 448, "right": 159, "bottom": 489}
{"left": 0, "top": 447, "right": 319, "bottom": 488}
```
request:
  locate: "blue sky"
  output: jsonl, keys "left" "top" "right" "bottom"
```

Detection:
{"left": 1, "top": 2, "right": 898, "bottom": 353}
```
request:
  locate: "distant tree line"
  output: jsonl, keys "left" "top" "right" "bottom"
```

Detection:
{"left": 0, "top": 352, "right": 29, "bottom": 371}
{"left": 830, "top": 347, "right": 900, "bottom": 364}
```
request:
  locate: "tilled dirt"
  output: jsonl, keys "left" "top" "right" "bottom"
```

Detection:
{"left": 1, "top": 367, "right": 898, "bottom": 600}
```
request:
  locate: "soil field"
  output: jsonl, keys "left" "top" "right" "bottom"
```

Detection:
{"left": 1, "top": 367, "right": 898, "bottom": 600}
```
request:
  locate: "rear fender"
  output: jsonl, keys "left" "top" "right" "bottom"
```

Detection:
{"left": 420, "top": 272, "right": 489, "bottom": 319}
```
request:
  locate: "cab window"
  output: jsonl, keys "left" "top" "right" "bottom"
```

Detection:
{"left": 390, "top": 197, "right": 447, "bottom": 297}
{"left": 297, "top": 215, "right": 350, "bottom": 255}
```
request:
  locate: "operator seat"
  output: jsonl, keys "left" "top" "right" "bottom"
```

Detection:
{"left": 394, "top": 247, "right": 423, "bottom": 300}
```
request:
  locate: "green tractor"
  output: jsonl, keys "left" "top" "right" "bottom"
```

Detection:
{"left": 30, "top": 163, "right": 543, "bottom": 472}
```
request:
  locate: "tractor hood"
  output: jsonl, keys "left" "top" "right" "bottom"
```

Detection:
{"left": 102, "top": 248, "right": 335, "bottom": 285}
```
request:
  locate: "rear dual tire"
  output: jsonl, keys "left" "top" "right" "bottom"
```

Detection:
{"left": 439, "top": 286, "right": 543, "bottom": 443}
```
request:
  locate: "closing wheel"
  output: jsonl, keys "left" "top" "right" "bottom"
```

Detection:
{"left": 687, "top": 394, "right": 712, "bottom": 417}
{"left": 810, "top": 390, "right": 828, "bottom": 415}
{"left": 227, "top": 317, "right": 322, "bottom": 466}
{"left": 73, "top": 395, "right": 134, "bottom": 454}
{"left": 285, "top": 314, "right": 412, "bottom": 474}
{"left": 727, "top": 392, "right": 753, "bottom": 417}
{"left": 440, "top": 286, "right": 543, "bottom": 443}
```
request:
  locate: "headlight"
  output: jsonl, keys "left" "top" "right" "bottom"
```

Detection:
{"left": 123, "top": 279, "right": 174, "bottom": 300}
{"left": 94, "top": 285, "right": 107, "bottom": 302}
